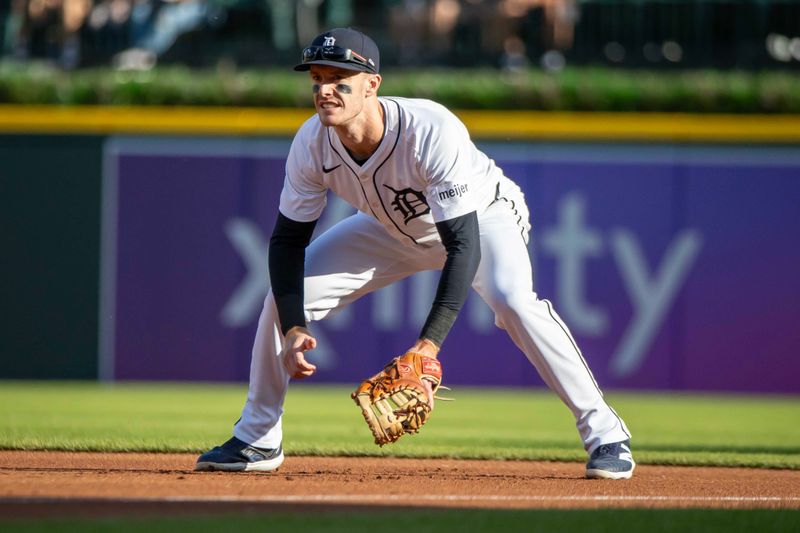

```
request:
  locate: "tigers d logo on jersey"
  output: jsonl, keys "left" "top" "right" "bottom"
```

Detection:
{"left": 384, "top": 184, "right": 430, "bottom": 224}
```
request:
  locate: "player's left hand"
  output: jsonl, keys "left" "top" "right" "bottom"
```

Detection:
{"left": 351, "top": 350, "right": 443, "bottom": 446}
{"left": 282, "top": 326, "right": 317, "bottom": 379}
{"left": 405, "top": 338, "right": 439, "bottom": 407}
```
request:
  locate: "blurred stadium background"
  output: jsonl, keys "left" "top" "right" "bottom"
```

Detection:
{"left": 2, "top": 0, "right": 800, "bottom": 70}
{"left": 1, "top": 0, "right": 798, "bottom": 398}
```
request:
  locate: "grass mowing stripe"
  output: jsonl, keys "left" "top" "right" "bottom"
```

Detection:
{"left": 0, "top": 381, "right": 798, "bottom": 469}
{"left": 2, "top": 510, "right": 799, "bottom": 533}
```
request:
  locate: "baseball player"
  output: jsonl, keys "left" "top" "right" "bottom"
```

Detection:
{"left": 196, "top": 28, "right": 634, "bottom": 479}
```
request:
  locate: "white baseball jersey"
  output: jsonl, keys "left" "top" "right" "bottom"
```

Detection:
{"left": 279, "top": 97, "right": 512, "bottom": 247}
{"left": 232, "top": 96, "right": 632, "bottom": 462}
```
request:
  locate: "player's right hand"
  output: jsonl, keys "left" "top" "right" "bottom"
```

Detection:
{"left": 282, "top": 326, "right": 318, "bottom": 379}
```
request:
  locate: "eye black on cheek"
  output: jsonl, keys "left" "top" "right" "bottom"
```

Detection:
{"left": 335, "top": 84, "right": 352, "bottom": 94}
{"left": 312, "top": 84, "right": 320, "bottom": 93}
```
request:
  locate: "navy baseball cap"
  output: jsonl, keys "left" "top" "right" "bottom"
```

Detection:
{"left": 294, "top": 28, "right": 380, "bottom": 73}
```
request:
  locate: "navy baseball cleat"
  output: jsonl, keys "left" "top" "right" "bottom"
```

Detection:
{"left": 195, "top": 437, "right": 284, "bottom": 472}
{"left": 585, "top": 440, "right": 635, "bottom": 480}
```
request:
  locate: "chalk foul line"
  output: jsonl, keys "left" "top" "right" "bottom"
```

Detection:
{"left": 3, "top": 495, "right": 799, "bottom": 504}
{"left": 170, "top": 495, "right": 795, "bottom": 503}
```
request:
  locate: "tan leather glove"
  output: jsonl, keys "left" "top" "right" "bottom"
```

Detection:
{"left": 351, "top": 352, "right": 443, "bottom": 446}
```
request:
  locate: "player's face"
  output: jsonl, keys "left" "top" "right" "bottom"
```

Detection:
{"left": 309, "top": 65, "right": 378, "bottom": 127}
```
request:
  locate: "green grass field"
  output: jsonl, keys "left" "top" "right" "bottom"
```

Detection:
{"left": 1, "top": 380, "right": 798, "bottom": 469}
{"left": 2, "top": 380, "right": 799, "bottom": 531}
{"left": 3, "top": 510, "right": 800, "bottom": 533}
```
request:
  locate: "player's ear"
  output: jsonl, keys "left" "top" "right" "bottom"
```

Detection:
{"left": 365, "top": 74, "right": 381, "bottom": 96}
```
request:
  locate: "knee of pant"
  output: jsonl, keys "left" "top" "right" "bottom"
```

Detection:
{"left": 264, "top": 290, "right": 276, "bottom": 308}
{"left": 258, "top": 292, "right": 277, "bottom": 320}
{"left": 489, "top": 290, "right": 536, "bottom": 323}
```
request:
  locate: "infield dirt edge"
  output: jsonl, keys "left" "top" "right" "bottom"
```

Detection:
{"left": 1, "top": 451, "right": 799, "bottom": 516}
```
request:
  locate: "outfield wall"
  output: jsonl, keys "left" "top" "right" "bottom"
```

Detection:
{"left": 2, "top": 108, "right": 798, "bottom": 392}
{"left": 1, "top": 135, "right": 103, "bottom": 379}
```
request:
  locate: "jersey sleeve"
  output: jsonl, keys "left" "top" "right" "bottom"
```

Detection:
{"left": 420, "top": 113, "right": 480, "bottom": 222}
{"left": 279, "top": 129, "right": 327, "bottom": 222}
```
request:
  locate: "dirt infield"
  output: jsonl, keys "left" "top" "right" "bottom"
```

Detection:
{"left": 1, "top": 451, "right": 798, "bottom": 517}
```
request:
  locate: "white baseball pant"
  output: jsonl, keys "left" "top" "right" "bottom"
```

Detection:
{"left": 233, "top": 187, "right": 631, "bottom": 454}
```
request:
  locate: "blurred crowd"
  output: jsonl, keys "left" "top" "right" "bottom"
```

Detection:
{"left": 3, "top": 0, "right": 217, "bottom": 68}
{"left": 0, "top": 0, "right": 576, "bottom": 70}
{"left": 386, "top": 0, "right": 576, "bottom": 69}
{"left": 1, "top": 0, "right": 798, "bottom": 70}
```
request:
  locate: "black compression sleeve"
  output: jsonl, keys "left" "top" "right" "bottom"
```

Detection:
{"left": 419, "top": 211, "right": 481, "bottom": 346}
{"left": 268, "top": 212, "right": 317, "bottom": 335}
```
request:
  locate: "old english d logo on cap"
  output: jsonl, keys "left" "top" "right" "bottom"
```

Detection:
{"left": 295, "top": 27, "right": 380, "bottom": 73}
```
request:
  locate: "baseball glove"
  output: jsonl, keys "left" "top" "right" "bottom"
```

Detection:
{"left": 351, "top": 351, "right": 444, "bottom": 446}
